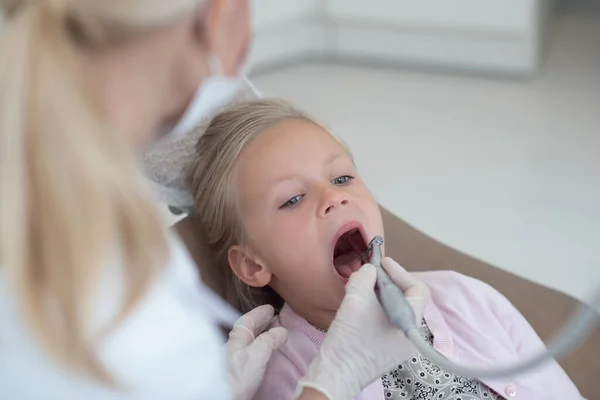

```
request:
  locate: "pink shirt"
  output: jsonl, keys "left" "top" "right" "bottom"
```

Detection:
{"left": 253, "top": 271, "right": 582, "bottom": 400}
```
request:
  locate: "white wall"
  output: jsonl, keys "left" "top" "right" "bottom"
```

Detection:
{"left": 250, "top": 0, "right": 555, "bottom": 77}
{"left": 326, "top": 0, "right": 534, "bottom": 33}
{"left": 252, "top": 0, "right": 316, "bottom": 27}
{"left": 1, "top": 2, "right": 554, "bottom": 77}
{"left": 250, "top": 0, "right": 327, "bottom": 67}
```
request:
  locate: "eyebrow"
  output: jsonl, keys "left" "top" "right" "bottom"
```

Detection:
{"left": 270, "top": 152, "right": 350, "bottom": 187}
{"left": 325, "top": 152, "right": 346, "bottom": 165}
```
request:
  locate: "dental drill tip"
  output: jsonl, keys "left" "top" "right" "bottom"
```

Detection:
{"left": 369, "top": 236, "right": 384, "bottom": 268}
{"left": 370, "top": 236, "right": 384, "bottom": 247}
{"left": 361, "top": 236, "right": 384, "bottom": 263}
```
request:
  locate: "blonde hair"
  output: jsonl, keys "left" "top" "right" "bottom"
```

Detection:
{"left": 0, "top": 0, "right": 204, "bottom": 384}
{"left": 191, "top": 99, "right": 323, "bottom": 314}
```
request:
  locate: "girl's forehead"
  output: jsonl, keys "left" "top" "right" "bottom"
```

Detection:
{"left": 233, "top": 120, "right": 352, "bottom": 197}
{"left": 244, "top": 119, "right": 347, "bottom": 159}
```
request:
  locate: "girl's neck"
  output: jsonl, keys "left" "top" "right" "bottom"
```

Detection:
{"left": 285, "top": 301, "right": 336, "bottom": 332}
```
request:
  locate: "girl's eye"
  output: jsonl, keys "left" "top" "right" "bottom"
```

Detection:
{"left": 332, "top": 175, "right": 354, "bottom": 185}
{"left": 280, "top": 194, "right": 304, "bottom": 209}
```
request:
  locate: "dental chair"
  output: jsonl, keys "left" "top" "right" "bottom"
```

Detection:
{"left": 175, "top": 208, "right": 599, "bottom": 399}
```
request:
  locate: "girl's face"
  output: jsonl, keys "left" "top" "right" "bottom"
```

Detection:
{"left": 231, "top": 119, "right": 384, "bottom": 329}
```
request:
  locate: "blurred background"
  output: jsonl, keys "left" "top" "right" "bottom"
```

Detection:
{"left": 247, "top": 0, "right": 599, "bottom": 302}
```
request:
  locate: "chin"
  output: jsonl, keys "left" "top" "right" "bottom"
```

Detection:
{"left": 329, "top": 282, "right": 347, "bottom": 305}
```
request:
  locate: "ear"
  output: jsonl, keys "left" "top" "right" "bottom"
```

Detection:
{"left": 196, "top": 0, "right": 225, "bottom": 49}
{"left": 195, "top": 0, "right": 250, "bottom": 76}
{"left": 228, "top": 245, "right": 272, "bottom": 288}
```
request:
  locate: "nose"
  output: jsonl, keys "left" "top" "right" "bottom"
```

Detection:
{"left": 318, "top": 186, "right": 350, "bottom": 217}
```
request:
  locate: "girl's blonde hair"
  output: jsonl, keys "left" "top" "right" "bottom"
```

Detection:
{"left": 0, "top": 0, "right": 204, "bottom": 383}
{"left": 191, "top": 99, "right": 320, "bottom": 314}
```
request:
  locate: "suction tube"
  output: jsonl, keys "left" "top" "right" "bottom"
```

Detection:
{"left": 368, "top": 235, "right": 600, "bottom": 379}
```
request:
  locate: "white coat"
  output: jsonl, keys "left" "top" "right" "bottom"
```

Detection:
{"left": 0, "top": 234, "right": 239, "bottom": 399}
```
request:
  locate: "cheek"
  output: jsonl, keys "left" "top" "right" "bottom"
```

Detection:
{"left": 270, "top": 220, "right": 310, "bottom": 259}
{"left": 250, "top": 215, "right": 318, "bottom": 272}
{"left": 245, "top": 215, "right": 297, "bottom": 256}
{"left": 354, "top": 186, "right": 384, "bottom": 229}
{"left": 369, "top": 204, "right": 385, "bottom": 234}
{"left": 173, "top": 23, "right": 207, "bottom": 88}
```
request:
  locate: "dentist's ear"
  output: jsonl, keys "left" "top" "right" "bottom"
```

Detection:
{"left": 197, "top": 0, "right": 251, "bottom": 77}
{"left": 228, "top": 245, "right": 272, "bottom": 287}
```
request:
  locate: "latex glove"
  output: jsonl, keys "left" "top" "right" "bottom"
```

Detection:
{"left": 296, "top": 257, "right": 430, "bottom": 400}
{"left": 380, "top": 257, "right": 430, "bottom": 327}
{"left": 226, "top": 305, "right": 288, "bottom": 400}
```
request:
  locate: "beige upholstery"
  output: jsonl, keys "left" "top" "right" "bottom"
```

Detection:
{"left": 175, "top": 208, "right": 599, "bottom": 399}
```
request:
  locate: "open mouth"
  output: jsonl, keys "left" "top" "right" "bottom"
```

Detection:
{"left": 332, "top": 224, "right": 369, "bottom": 280}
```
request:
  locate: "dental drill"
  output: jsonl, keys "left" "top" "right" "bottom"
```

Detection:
{"left": 367, "top": 235, "right": 600, "bottom": 379}
{"left": 368, "top": 236, "right": 419, "bottom": 334}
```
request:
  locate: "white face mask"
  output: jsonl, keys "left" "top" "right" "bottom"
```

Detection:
{"left": 148, "top": 54, "right": 261, "bottom": 214}
{"left": 162, "top": 54, "right": 250, "bottom": 139}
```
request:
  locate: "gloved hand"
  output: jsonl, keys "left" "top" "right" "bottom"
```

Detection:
{"left": 295, "top": 257, "right": 430, "bottom": 400}
{"left": 226, "top": 305, "right": 289, "bottom": 400}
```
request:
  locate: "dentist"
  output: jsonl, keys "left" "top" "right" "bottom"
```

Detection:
{"left": 0, "top": 1, "right": 429, "bottom": 399}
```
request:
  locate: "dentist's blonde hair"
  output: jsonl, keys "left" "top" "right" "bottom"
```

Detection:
{"left": 0, "top": 0, "right": 205, "bottom": 383}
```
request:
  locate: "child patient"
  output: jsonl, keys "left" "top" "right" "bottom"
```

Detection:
{"left": 189, "top": 100, "right": 582, "bottom": 400}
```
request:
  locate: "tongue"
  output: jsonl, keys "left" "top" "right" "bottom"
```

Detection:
{"left": 333, "top": 251, "right": 362, "bottom": 278}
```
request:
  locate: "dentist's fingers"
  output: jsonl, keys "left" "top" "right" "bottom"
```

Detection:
{"left": 380, "top": 257, "right": 430, "bottom": 324}
{"left": 381, "top": 257, "right": 430, "bottom": 297}
{"left": 345, "top": 264, "right": 378, "bottom": 299}
{"left": 226, "top": 306, "right": 288, "bottom": 400}
{"left": 245, "top": 327, "right": 289, "bottom": 367}
{"left": 228, "top": 305, "right": 276, "bottom": 352}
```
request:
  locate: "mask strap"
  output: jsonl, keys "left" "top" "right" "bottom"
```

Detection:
{"left": 242, "top": 76, "right": 262, "bottom": 98}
